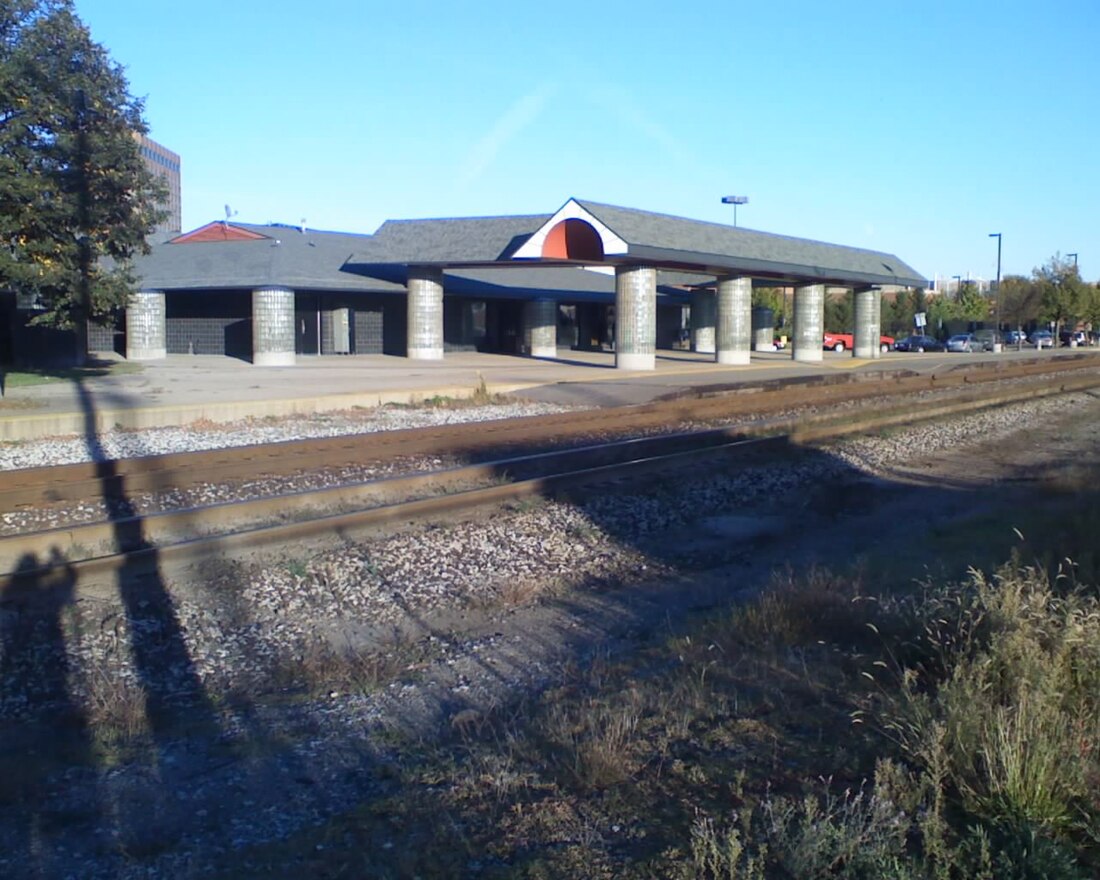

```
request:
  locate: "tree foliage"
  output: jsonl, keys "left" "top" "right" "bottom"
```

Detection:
{"left": 752, "top": 286, "right": 785, "bottom": 327}
{"left": 999, "top": 274, "right": 1042, "bottom": 329}
{"left": 823, "top": 288, "right": 852, "bottom": 334}
{"left": 1079, "top": 283, "right": 1100, "bottom": 330}
{"left": 883, "top": 287, "right": 928, "bottom": 336}
{"left": 0, "top": 0, "right": 162, "bottom": 344}
{"left": 1035, "top": 253, "right": 1087, "bottom": 331}
{"left": 956, "top": 281, "right": 990, "bottom": 321}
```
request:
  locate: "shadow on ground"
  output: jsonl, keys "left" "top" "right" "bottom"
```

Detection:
{"left": 1, "top": 383, "right": 1095, "bottom": 876}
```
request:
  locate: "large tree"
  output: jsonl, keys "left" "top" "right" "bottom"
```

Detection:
{"left": 1035, "top": 254, "right": 1087, "bottom": 335}
{"left": 999, "top": 274, "right": 1042, "bottom": 330}
{"left": 1081, "top": 283, "right": 1100, "bottom": 335}
{"left": 0, "top": 0, "right": 162, "bottom": 361}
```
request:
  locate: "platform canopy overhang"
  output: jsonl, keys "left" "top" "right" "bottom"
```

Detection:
{"left": 350, "top": 197, "right": 928, "bottom": 291}
{"left": 133, "top": 199, "right": 927, "bottom": 296}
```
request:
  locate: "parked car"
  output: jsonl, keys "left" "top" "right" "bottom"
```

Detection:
{"left": 1029, "top": 330, "right": 1054, "bottom": 349}
{"left": 970, "top": 329, "right": 1002, "bottom": 351}
{"left": 893, "top": 334, "right": 944, "bottom": 353}
{"left": 1060, "top": 329, "right": 1088, "bottom": 347}
{"left": 1003, "top": 329, "right": 1028, "bottom": 345}
{"left": 946, "top": 333, "right": 977, "bottom": 353}
{"left": 822, "top": 332, "right": 895, "bottom": 353}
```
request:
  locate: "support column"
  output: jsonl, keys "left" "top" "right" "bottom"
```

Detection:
{"left": 690, "top": 290, "right": 716, "bottom": 354}
{"left": 126, "top": 290, "right": 166, "bottom": 360}
{"left": 251, "top": 286, "right": 295, "bottom": 366}
{"left": 716, "top": 276, "right": 752, "bottom": 365}
{"left": 524, "top": 298, "right": 558, "bottom": 358}
{"left": 853, "top": 288, "right": 879, "bottom": 359}
{"left": 791, "top": 283, "right": 825, "bottom": 363}
{"left": 615, "top": 265, "right": 656, "bottom": 370}
{"left": 872, "top": 290, "right": 883, "bottom": 359}
{"left": 407, "top": 266, "right": 444, "bottom": 360}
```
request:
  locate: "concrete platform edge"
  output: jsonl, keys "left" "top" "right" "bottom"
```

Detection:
{"left": 0, "top": 381, "right": 539, "bottom": 442}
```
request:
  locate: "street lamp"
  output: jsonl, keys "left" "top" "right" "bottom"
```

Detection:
{"left": 952, "top": 275, "right": 962, "bottom": 296}
{"left": 721, "top": 195, "right": 748, "bottom": 227}
{"left": 989, "top": 233, "right": 1002, "bottom": 347}
{"left": 1068, "top": 252, "right": 1078, "bottom": 270}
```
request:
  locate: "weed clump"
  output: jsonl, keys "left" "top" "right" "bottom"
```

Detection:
{"left": 683, "top": 563, "right": 1100, "bottom": 879}
{"left": 881, "top": 565, "right": 1100, "bottom": 872}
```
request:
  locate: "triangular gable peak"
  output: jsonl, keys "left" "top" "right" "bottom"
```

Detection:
{"left": 511, "top": 199, "right": 629, "bottom": 262}
{"left": 170, "top": 222, "right": 271, "bottom": 244}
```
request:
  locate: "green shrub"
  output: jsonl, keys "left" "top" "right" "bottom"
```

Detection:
{"left": 884, "top": 566, "right": 1100, "bottom": 868}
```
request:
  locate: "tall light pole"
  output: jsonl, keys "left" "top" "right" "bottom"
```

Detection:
{"left": 952, "top": 275, "right": 962, "bottom": 297}
{"left": 989, "top": 233, "right": 1002, "bottom": 343}
{"left": 721, "top": 195, "right": 748, "bottom": 227}
{"left": 1068, "top": 252, "right": 1078, "bottom": 270}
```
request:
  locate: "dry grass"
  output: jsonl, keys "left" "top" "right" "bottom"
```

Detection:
{"left": 83, "top": 665, "right": 149, "bottom": 753}
{"left": 401, "top": 374, "right": 507, "bottom": 410}
{"left": 879, "top": 567, "right": 1100, "bottom": 856}
{"left": 269, "top": 636, "right": 409, "bottom": 697}
{"left": 0, "top": 396, "right": 42, "bottom": 410}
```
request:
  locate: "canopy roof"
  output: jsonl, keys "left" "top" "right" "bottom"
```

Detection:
{"left": 134, "top": 199, "right": 927, "bottom": 293}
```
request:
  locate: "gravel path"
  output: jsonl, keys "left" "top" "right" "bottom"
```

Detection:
{"left": 0, "top": 390, "right": 1097, "bottom": 878}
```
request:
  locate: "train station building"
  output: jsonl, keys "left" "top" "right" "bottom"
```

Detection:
{"left": 2, "top": 198, "right": 926, "bottom": 369}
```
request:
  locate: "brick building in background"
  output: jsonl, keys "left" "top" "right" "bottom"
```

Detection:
{"left": 135, "top": 133, "right": 181, "bottom": 237}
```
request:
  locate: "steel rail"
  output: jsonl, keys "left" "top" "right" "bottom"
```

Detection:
{"left": 1, "top": 355, "right": 1096, "bottom": 513}
{"left": 3, "top": 369, "right": 1099, "bottom": 588}
{"left": 0, "top": 424, "right": 778, "bottom": 571}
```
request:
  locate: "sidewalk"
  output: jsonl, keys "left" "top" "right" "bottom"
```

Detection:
{"left": 0, "top": 348, "right": 918, "bottom": 441}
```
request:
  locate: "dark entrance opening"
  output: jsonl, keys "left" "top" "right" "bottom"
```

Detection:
{"left": 483, "top": 300, "right": 523, "bottom": 354}
{"left": 295, "top": 293, "right": 320, "bottom": 355}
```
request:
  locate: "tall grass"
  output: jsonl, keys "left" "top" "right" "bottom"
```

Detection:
{"left": 882, "top": 566, "right": 1100, "bottom": 870}
{"left": 685, "top": 561, "right": 1100, "bottom": 879}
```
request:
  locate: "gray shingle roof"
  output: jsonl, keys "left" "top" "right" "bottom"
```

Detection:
{"left": 132, "top": 223, "right": 404, "bottom": 293}
{"left": 134, "top": 199, "right": 927, "bottom": 295}
{"left": 351, "top": 199, "right": 926, "bottom": 288}
{"left": 355, "top": 214, "right": 552, "bottom": 263}
{"left": 572, "top": 200, "right": 926, "bottom": 288}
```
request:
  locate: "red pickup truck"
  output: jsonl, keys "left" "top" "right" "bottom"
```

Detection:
{"left": 823, "top": 332, "right": 895, "bottom": 353}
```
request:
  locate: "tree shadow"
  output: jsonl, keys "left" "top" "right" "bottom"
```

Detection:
{"left": 0, "top": 380, "right": 226, "bottom": 868}
{"left": 74, "top": 379, "right": 219, "bottom": 743}
{"left": 0, "top": 550, "right": 97, "bottom": 876}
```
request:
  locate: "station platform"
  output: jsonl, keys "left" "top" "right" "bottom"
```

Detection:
{"left": 0, "top": 346, "right": 1084, "bottom": 442}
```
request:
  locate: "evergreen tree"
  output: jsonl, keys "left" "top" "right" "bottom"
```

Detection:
{"left": 823, "top": 288, "right": 853, "bottom": 334}
{"left": 885, "top": 289, "right": 912, "bottom": 336}
{"left": 911, "top": 288, "right": 926, "bottom": 313}
{"left": 0, "top": 0, "right": 163, "bottom": 361}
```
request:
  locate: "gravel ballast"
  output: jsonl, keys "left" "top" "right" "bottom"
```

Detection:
{"left": 0, "top": 390, "right": 1098, "bottom": 878}
{"left": 0, "top": 400, "right": 585, "bottom": 471}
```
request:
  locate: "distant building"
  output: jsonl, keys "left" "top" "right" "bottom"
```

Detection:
{"left": 134, "top": 133, "right": 181, "bottom": 236}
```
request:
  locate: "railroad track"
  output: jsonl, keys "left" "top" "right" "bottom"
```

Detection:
{"left": 2, "top": 360, "right": 1099, "bottom": 587}
{"left": 1, "top": 354, "right": 1096, "bottom": 515}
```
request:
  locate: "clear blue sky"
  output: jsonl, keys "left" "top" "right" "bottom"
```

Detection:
{"left": 73, "top": 0, "right": 1099, "bottom": 283}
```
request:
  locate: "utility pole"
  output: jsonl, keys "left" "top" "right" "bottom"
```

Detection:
{"left": 989, "top": 233, "right": 1002, "bottom": 350}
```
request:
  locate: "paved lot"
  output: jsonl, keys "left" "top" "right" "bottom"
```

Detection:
{"left": 0, "top": 345, "right": 1091, "bottom": 440}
